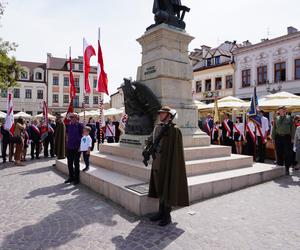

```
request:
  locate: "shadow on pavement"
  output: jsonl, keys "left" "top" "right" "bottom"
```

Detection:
{"left": 0, "top": 184, "right": 138, "bottom": 250}
{"left": 112, "top": 220, "right": 184, "bottom": 250}
{"left": 273, "top": 170, "right": 300, "bottom": 188}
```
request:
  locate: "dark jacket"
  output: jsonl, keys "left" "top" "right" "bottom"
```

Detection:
{"left": 29, "top": 125, "right": 41, "bottom": 143}
{"left": 220, "top": 119, "right": 234, "bottom": 140}
{"left": 1, "top": 125, "right": 11, "bottom": 143}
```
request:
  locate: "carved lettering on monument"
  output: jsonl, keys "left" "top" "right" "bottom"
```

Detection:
{"left": 144, "top": 66, "right": 157, "bottom": 76}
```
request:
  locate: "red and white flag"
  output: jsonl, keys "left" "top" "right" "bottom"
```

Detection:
{"left": 83, "top": 38, "right": 96, "bottom": 94}
{"left": 41, "top": 101, "right": 49, "bottom": 141}
{"left": 4, "top": 90, "right": 14, "bottom": 135}
{"left": 64, "top": 98, "right": 74, "bottom": 125}
{"left": 69, "top": 47, "right": 76, "bottom": 99}
{"left": 97, "top": 30, "right": 108, "bottom": 95}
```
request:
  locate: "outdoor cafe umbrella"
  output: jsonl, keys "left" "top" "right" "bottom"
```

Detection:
{"left": 35, "top": 113, "right": 56, "bottom": 119}
{"left": 258, "top": 91, "right": 300, "bottom": 111}
{"left": 199, "top": 96, "right": 249, "bottom": 111}
{"left": 13, "top": 111, "right": 32, "bottom": 119}
{"left": 0, "top": 111, "right": 6, "bottom": 119}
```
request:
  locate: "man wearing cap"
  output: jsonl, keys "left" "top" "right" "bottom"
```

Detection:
{"left": 65, "top": 113, "right": 83, "bottom": 185}
{"left": 146, "top": 106, "right": 189, "bottom": 226}
{"left": 272, "top": 106, "right": 293, "bottom": 175}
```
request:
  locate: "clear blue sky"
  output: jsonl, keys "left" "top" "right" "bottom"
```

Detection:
{"left": 1, "top": 0, "right": 299, "bottom": 101}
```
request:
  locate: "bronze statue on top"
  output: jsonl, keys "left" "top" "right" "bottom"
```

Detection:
{"left": 148, "top": 0, "right": 190, "bottom": 30}
{"left": 121, "top": 78, "right": 161, "bottom": 135}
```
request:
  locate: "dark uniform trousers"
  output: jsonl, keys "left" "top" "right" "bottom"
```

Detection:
{"left": 31, "top": 141, "right": 40, "bottom": 159}
{"left": 257, "top": 136, "right": 266, "bottom": 163}
{"left": 44, "top": 135, "right": 54, "bottom": 157}
{"left": 67, "top": 149, "right": 81, "bottom": 182}
{"left": 275, "top": 135, "right": 292, "bottom": 171}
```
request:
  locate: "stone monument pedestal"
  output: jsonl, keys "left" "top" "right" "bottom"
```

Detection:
{"left": 55, "top": 24, "right": 284, "bottom": 216}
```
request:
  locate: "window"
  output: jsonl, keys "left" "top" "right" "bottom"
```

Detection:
{"left": 215, "top": 77, "right": 222, "bottom": 90}
{"left": 53, "top": 94, "right": 59, "bottom": 103}
{"left": 295, "top": 59, "right": 300, "bottom": 80}
{"left": 274, "top": 62, "right": 286, "bottom": 82}
{"left": 37, "top": 90, "right": 43, "bottom": 99}
{"left": 25, "top": 89, "right": 32, "bottom": 99}
{"left": 74, "top": 77, "right": 80, "bottom": 87}
{"left": 74, "top": 96, "right": 79, "bottom": 108}
{"left": 79, "top": 64, "right": 83, "bottom": 71}
{"left": 1, "top": 89, "right": 7, "bottom": 98}
{"left": 226, "top": 75, "right": 233, "bottom": 89}
{"left": 205, "top": 79, "right": 211, "bottom": 91}
{"left": 53, "top": 76, "right": 59, "bottom": 85}
{"left": 72, "top": 63, "right": 76, "bottom": 70}
{"left": 63, "top": 95, "right": 69, "bottom": 104}
{"left": 35, "top": 72, "right": 43, "bottom": 80}
{"left": 14, "top": 89, "right": 20, "bottom": 98}
{"left": 242, "top": 69, "right": 251, "bottom": 87}
{"left": 63, "top": 77, "right": 69, "bottom": 86}
{"left": 20, "top": 71, "right": 28, "bottom": 80}
{"left": 196, "top": 81, "right": 202, "bottom": 93}
{"left": 84, "top": 96, "right": 89, "bottom": 104}
{"left": 93, "top": 96, "right": 99, "bottom": 105}
{"left": 207, "top": 58, "right": 212, "bottom": 67}
{"left": 215, "top": 56, "right": 221, "bottom": 65}
{"left": 257, "top": 66, "right": 268, "bottom": 85}
{"left": 93, "top": 78, "right": 97, "bottom": 88}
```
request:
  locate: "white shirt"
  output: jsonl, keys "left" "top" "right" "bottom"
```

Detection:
{"left": 80, "top": 135, "right": 92, "bottom": 152}
{"left": 106, "top": 124, "right": 115, "bottom": 137}
{"left": 256, "top": 116, "right": 269, "bottom": 137}
{"left": 234, "top": 123, "right": 244, "bottom": 135}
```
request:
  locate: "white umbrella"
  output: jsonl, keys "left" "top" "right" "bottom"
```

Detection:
{"left": 258, "top": 91, "right": 300, "bottom": 111}
{"left": 200, "top": 96, "right": 249, "bottom": 110}
{"left": 14, "top": 111, "right": 32, "bottom": 119}
{"left": 193, "top": 100, "right": 208, "bottom": 109}
{"left": 35, "top": 113, "right": 56, "bottom": 119}
{"left": 61, "top": 112, "right": 78, "bottom": 117}
{"left": 0, "top": 111, "right": 6, "bottom": 119}
{"left": 104, "top": 108, "right": 124, "bottom": 116}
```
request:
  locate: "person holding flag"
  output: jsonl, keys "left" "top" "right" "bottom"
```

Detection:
{"left": 256, "top": 110, "right": 269, "bottom": 163}
{"left": 4, "top": 90, "right": 15, "bottom": 163}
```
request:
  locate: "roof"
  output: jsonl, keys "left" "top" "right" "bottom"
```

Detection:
{"left": 233, "top": 29, "right": 300, "bottom": 55}
{"left": 47, "top": 56, "right": 97, "bottom": 73}
{"left": 16, "top": 60, "right": 47, "bottom": 83}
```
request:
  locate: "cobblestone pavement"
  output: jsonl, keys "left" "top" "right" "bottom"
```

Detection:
{"left": 0, "top": 159, "right": 299, "bottom": 250}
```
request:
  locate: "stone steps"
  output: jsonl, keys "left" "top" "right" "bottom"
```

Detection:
{"left": 100, "top": 144, "right": 232, "bottom": 161}
{"left": 55, "top": 159, "right": 284, "bottom": 216}
{"left": 89, "top": 152, "right": 253, "bottom": 180}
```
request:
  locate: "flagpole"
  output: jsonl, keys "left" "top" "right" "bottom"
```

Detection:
{"left": 98, "top": 27, "right": 104, "bottom": 148}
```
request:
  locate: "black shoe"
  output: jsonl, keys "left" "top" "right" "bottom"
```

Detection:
{"left": 158, "top": 216, "right": 171, "bottom": 227}
{"left": 64, "top": 178, "right": 73, "bottom": 184}
{"left": 82, "top": 167, "right": 89, "bottom": 172}
{"left": 286, "top": 171, "right": 290, "bottom": 176}
{"left": 36, "top": 157, "right": 41, "bottom": 160}
{"left": 2, "top": 160, "right": 6, "bottom": 164}
{"left": 73, "top": 181, "right": 79, "bottom": 185}
{"left": 31, "top": 157, "right": 34, "bottom": 160}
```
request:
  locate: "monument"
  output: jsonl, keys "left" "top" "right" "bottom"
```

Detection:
{"left": 56, "top": 0, "right": 285, "bottom": 216}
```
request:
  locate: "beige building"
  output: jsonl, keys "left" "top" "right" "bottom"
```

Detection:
{"left": 46, "top": 53, "right": 99, "bottom": 114}
{"left": 190, "top": 41, "right": 240, "bottom": 103}
{"left": 234, "top": 26, "right": 300, "bottom": 99}
{"left": 110, "top": 87, "right": 124, "bottom": 109}
{"left": 0, "top": 61, "right": 47, "bottom": 115}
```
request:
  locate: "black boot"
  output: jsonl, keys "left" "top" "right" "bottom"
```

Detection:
{"left": 64, "top": 178, "right": 73, "bottom": 184}
{"left": 158, "top": 205, "right": 172, "bottom": 227}
{"left": 150, "top": 201, "right": 164, "bottom": 222}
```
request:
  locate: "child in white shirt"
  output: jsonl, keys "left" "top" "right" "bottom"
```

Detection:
{"left": 80, "top": 126, "right": 92, "bottom": 172}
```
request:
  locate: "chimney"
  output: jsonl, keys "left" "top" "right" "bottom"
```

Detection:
{"left": 242, "top": 40, "right": 252, "bottom": 46}
{"left": 46, "top": 53, "right": 52, "bottom": 68}
{"left": 287, "top": 26, "right": 298, "bottom": 35}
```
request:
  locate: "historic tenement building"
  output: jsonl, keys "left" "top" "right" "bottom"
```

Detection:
{"left": 190, "top": 41, "right": 240, "bottom": 103}
{"left": 46, "top": 53, "right": 99, "bottom": 114}
{"left": 110, "top": 87, "right": 124, "bottom": 109}
{"left": 234, "top": 26, "right": 300, "bottom": 99}
{"left": 0, "top": 61, "right": 47, "bottom": 115}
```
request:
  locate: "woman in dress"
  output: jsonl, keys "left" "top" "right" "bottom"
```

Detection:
{"left": 233, "top": 116, "right": 244, "bottom": 154}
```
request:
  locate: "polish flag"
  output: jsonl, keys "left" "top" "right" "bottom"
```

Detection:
{"left": 69, "top": 47, "right": 76, "bottom": 99}
{"left": 97, "top": 31, "right": 108, "bottom": 95}
{"left": 83, "top": 38, "right": 96, "bottom": 94}
{"left": 64, "top": 98, "right": 74, "bottom": 125}
{"left": 4, "top": 90, "right": 14, "bottom": 135}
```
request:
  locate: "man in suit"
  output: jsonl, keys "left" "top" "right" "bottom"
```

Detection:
{"left": 1, "top": 124, "right": 11, "bottom": 164}
{"left": 202, "top": 114, "right": 214, "bottom": 142}
{"left": 220, "top": 113, "right": 236, "bottom": 153}
{"left": 29, "top": 119, "right": 41, "bottom": 160}
{"left": 44, "top": 119, "right": 55, "bottom": 158}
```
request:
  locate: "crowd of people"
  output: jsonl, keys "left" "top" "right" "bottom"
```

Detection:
{"left": 0, "top": 113, "right": 126, "bottom": 169}
{"left": 200, "top": 106, "right": 300, "bottom": 175}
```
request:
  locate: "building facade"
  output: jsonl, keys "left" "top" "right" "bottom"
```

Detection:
{"left": 234, "top": 27, "right": 300, "bottom": 99}
{"left": 110, "top": 87, "right": 124, "bottom": 109}
{"left": 190, "top": 41, "right": 239, "bottom": 103}
{"left": 0, "top": 61, "right": 47, "bottom": 115}
{"left": 46, "top": 54, "right": 99, "bottom": 114}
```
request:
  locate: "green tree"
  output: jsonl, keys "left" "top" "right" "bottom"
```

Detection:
{"left": 0, "top": 2, "right": 22, "bottom": 90}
